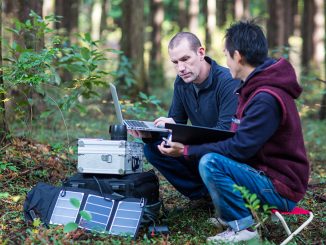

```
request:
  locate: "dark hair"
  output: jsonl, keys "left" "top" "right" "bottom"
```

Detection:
{"left": 225, "top": 20, "right": 268, "bottom": 66}
{"left": 168, "top": 32, "right": 202, "bottom": 52}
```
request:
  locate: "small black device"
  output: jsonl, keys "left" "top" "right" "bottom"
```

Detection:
{"left": 148, "top": 225, "right": 170, "bottom": 237}
{"left": 162, "top": 133, "right": 172, "bottom": 148}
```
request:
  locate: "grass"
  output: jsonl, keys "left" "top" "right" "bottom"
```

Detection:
{"left": 0, "top": 117, "right": 325, "bottom": 244}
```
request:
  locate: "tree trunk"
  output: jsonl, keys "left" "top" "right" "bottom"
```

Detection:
{"left": 120, "top": 0, "right": 146, "bottom": 93}
{"left": 319, "top": 0, "right": 326, "bottom": 120}
{"left": 216, "top": 0, "right": 227, "bottom": 27}
{"left": 100, "top": 0, "right": 109, "bottom": 38}
{"left": 234, "top": 0, "right": 250, "bottom": 20}
{"left": 0, "top": 0, "right": 9, "bottom": 143}
{"left": 313, "top": 0, "right": 324, "bottom": 67}
{"left": 149, "top": 0, "right": 164, "bottom": 89}
{"left": 301, "top": 0, "right": 316, "bottom": 71}
{"left": 55, "top": 0, "right": 79, "bottom": 44}
{"left": 205, "top": 0, "right": 216, "bottom": 53}
{"left": 189, "top": 0, "right": 199, "bottom": 33}
{"left": 178, "top": 0, "right": 187, "bottom": 31}
{"left": 267, "top": 0, "right": 290, "bottom": 56}
{"left": 15, "top": 0, "right": 44, "bottom": 51}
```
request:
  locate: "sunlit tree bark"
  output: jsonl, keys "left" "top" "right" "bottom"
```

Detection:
{"left": 234, "top": 0, "right": 250, "bottom": 20}
{"left": 189, "top": 0, "right": 199, "bottom": 33}
{"left": 204, "top": 0, "right": 216, "bottom": 53}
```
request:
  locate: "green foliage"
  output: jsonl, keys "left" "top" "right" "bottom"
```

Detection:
{"left": 1, "top": 11, "right": 134, "bottom": 142}
{"left": 69, "top": 197, "right": 81, "bottom": 208}
{"left": 0, "top": 161, "right": 18, "bottom": 174}
{"left": 233, "top": 185, "right": 274, "bottom": 234}
{"left": 63, "top": 222, "right": 78, "bottom": 233}
{"left": 122, "top": 92, "right": 166, "bottom": 121}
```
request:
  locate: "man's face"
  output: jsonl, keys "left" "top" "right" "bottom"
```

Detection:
{"left": 168, "top": 39, "right": 204, "bottom": 84}
{"left": 224, "top": 48, "right": 240, "bottom": 80}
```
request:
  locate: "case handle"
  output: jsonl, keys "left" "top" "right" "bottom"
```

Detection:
{"left": 101, "top": 154, "right": 112, "bottom": 163}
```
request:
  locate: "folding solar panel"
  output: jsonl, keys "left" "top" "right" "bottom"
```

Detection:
{"left": 109, "top": 200, "right": 143, "bottom": 236}
{"left": 50, "top": 191, "right": 84, "bottom": 225}
{"left": 79, "top": 194, "right": 115, "bottom": 232}
{"left": 48, "top": 189, "right": 145, "bottom": 238}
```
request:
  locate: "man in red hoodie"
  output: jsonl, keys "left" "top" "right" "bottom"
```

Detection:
{"left": 158, "top": 20, "right": 310, "bottom": 243}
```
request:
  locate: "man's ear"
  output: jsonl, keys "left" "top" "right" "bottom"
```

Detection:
{"left": 234, "top": 50, "right": 244, "bottom": 64}
{"left": 197, "top": 47, "right": 205, "bottom": 60}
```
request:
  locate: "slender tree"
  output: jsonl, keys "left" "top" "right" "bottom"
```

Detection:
{"left": 55, "top": 0, "right": 79, "bottom": 44}
{"left": 267, "top": 0, "right": 291, "bottom": 55}
{"left": 0, "top": 0, "right": 9, "bottom": 143}
{"left": 234, "top": 0, "right": 250, "bottom": 20}
{"left": 120, "top": 0, "right": 146, "bottom": 93}
{"left": 178, "top": 0, "right": 188, "bottom": 31}
{"left": 216, "top": 0, "right": 227, "bottom": 27}
{"left": 15, "top": 0, "right": 44, "bottom": 51}
{"left": 149, "top": 0, "right": 165, "bottom": 89}
{"left": 301, "top": 0, "right": 316, "bottom": 71}
{"left": 100, "top": 0, "right": 109, "bottom": 38}
{"left": 204, "top": 0, "right": 216, "bottom": 53}
{"left": 319, "top": 0, "right": 326, "bottom": 120}
{"left": 189, "top": 0, "right": 199, "bottom": 33}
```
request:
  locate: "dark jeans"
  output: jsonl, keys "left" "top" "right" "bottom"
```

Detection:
{"left": 144, "top": 141, "right": 208, "bottom": 200}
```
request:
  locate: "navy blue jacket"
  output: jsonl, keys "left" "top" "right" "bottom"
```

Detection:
{"left": 168, "top": 56, "right": 239, "bottom": 130}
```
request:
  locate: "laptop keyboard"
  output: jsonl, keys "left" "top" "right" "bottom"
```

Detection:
{"left": 125, "top": 120, "right": 149, "bottom": 128}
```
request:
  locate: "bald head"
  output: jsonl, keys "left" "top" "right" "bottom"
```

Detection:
{"left": 168, "top": 32, "right": 202, "bottom": 52}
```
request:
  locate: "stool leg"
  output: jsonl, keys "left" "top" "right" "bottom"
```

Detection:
{"left": 274, "top": 211, "right": 291, "bottom": 235}
{"left": 279, "top": 212, "right": 314, "bottom": 245}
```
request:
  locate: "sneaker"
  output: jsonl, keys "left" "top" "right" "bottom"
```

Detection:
{"left": 207, "top": 217, "right": 228, "bottom": 229}
{"left": 207, "top": 228, "right": 259, "bottom": 243}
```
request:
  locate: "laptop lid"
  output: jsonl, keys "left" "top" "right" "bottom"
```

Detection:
{"left": 109, "top": 83, "right": 169, "bottom": 133}
{"left": 165, "top": 123, "right": 234, "bottom": 145}
{"left": 110, "top": 83, "right": 124, "bottom": 124}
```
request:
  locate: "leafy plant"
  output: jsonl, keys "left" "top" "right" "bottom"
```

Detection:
{"left": 0, "top": 161, "right": 18, "bottom": 174}
{"left": 233, "top": 184, "right": 275, "bottom": 235}
{"left": 1, "top": 11, "right": 126, "bottom": 143}
{"left": 122, "top": 92, "right": 167, "bottom": 121}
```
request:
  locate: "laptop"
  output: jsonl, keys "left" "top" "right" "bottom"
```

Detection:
{"left": 110, "top": 83, "right": 169, "bottom": 133}
{"left": 165, "top": 123, "right": 234, "bottom": 145}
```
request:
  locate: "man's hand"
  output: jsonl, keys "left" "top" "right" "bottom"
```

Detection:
{"left": 158, "top": 139, "right": 184, "bottom": 157}
{"left": 128, "top": 130, "right": 152, "bottom": 138}
{"left": 154, "top": 117, "right": 176, "bottom": 128}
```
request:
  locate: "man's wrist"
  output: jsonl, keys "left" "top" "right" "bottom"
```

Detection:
{"left": 183, "top": 145, "right": 189, "bottom": 159}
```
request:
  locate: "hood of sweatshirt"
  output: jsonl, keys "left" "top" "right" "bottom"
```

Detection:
{"left": 240, "top": 58, "right": 302, "bottom": 100}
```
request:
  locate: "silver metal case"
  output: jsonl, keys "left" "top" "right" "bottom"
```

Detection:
{"left": 77, "top": 138, "right": 144, "bottom": 175}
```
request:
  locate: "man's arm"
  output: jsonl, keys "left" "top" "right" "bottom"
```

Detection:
{"left": 185, "top": 93, "right": 282, "bottom": 161}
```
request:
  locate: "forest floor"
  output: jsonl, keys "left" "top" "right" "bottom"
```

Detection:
{"left": 0, "top": 137, "right": 325, "bottom": 244}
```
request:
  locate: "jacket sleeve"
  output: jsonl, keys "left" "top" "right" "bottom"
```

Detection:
{"left": 214, "top": 74, "right": 239, "bottom": 130}
{"left": 185, "top": 93, "right": 281, "bottom": 162}
{"left": 168, "top": 79, "right": 188, "bottom": 124}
